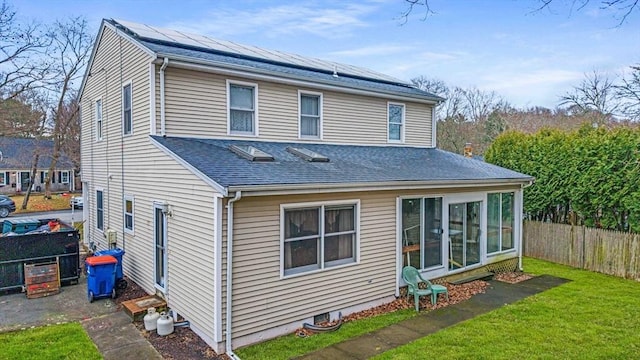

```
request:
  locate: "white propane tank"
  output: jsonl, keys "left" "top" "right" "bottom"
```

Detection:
{"left": 143, "top": 308, "right": 160, "bottom": 331}
{"left": 157, "top": 311, "right": 174, "bottom": 336}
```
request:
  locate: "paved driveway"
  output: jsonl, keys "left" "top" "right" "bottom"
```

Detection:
{"left": 0, "top": 276, "right": 118, "bottom": 333}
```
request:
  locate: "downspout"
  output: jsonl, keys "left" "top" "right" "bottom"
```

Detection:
{"left": 160, "top": 57, "right": 169, "bottom": 136}
{"left": 225, "top": 191, "right": 242, "bottom": 360}
{"left": 519, "top": 180, "right": 534, "bottom": 270}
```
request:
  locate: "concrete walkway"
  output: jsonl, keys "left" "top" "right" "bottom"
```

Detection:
{"left": 0, "top": 275, "right": 161, "bottom": 360}
{"left": 294, "top": 275, "right": 569, "bottom": 360}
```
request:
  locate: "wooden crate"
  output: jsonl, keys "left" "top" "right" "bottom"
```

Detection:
{"left": 24, "top": 261, "right": 60, "bottom": 299}
{"left": 121, "top": 295, "right": 167, "bottom": 321}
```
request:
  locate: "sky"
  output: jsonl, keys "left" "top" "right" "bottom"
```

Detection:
{"left": 12, "top": 0, "right": 640, "bottom": 108}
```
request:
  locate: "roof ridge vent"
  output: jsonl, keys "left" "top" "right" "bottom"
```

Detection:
{"left": 287, "top": 146, "right": 329, "bottom": 162}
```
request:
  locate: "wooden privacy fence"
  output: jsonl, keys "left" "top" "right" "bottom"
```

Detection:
{"left": 524, "top": 221, "right": 640, "bottom": 281}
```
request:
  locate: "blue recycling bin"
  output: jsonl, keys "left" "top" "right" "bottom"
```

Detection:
{"left": 85, "top": 255, "right": 117, "bottom": 302}
{"left": 94, "top": 248, "right": 125, "bottom": 281}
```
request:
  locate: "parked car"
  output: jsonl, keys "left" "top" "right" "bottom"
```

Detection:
{"left": 70, "top": 196, "right": 83, "bottom": 209}
{"left": 0, "top": 195, "right": 16, "bottom": 218}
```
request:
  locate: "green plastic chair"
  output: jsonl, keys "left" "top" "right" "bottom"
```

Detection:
{"left": 402, "top": 266, "right": 449, "bottom": 311}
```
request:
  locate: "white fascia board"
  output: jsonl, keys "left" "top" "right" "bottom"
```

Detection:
{"left": 149, "top": 136, "right": 228, "bottom": 196}
{"left": 157, "top": 57, "right": 440, "bottom": 105}
{"left": 228, "top": 179, "right": 533, "bottom": 197}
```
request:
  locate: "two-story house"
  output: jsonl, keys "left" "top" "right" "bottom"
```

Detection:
{"left": 79, "top": 19, "right": 532, "bottom": 355}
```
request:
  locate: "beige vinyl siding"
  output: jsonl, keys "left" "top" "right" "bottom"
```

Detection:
{"left": 226, "top": 191, "right": 396, "bottom": 339}
{"left": 162, "top": 67, "right": 434, "bottom": 147}
{"left": 80, "top": 25, "right": 220, "bottom": 343}
{"left": 225, "top": 185, "right": 521, "bottom": 340}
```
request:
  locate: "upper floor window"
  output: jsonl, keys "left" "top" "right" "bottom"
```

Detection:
{"left": 299, "top": 92, "right": 322, "bottom": 139}
{"left": 124, "top": 195, "right": 134, "bottom": 234}
{"left": 388, "top": 103, "right": 405, "bottom": 142}
{"left": 123, "top": 82, "right": 132, "bottom": 135}
{"left": 228, "top": 81, "right": 257, "bottom": 135}
{"left": 95, "top": 98, "right": 103, "bottom": 141}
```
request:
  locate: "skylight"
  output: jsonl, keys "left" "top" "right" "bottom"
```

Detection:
{"left": 287, "top": 147, "right": 329, "bottom": 162}
{"left": 229, "top": 145, "right": 274, "bottom": 162}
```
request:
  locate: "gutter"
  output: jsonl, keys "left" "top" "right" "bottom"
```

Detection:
{"left": 152, "top": 57, "right": 441, "bottom": 105}
{"left": 225, "top": 191, "right": 242, "bottom": 360}
{"left": 228, "top": 178, "right": 535, "bottom": 197}
{"left": 159, "top": 57, "right": 169, "bottom": 136}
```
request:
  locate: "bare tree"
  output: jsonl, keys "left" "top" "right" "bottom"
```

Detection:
{"left": 402, "top": 0, "right": 639, "bottom": 25}
{"left": 559, "top": 70, "right": 620, "bottom": 124}
{"left": 0, "top": 1, "right": 50, "bottom": 99}
{"left": 616, "top": 64, "right": 640, "bottom": 120}
{"left": 43, "top": 17, "right": 92, "bottom": 198}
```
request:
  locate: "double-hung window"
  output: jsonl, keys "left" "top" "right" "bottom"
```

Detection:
{"left": 61, "top": 171, "right": 69, "bottom": 184}
{"left": 123, "top": 82, "right": 132, "bottom": 135}
{"left": 0, "top": 172, "right": 5, "bottom": 186}
{"left": 282, "top": 201, "right": 358, "bottom": 276}
{"left": 388, "top": 103, "right": 405, "bottom": 142}
{"left": 95, "top": 98, "right": 103, "bottom": 141}
{"left": 96, "top": 189, "right": 104, "bottom": 231}
{"left": 228, "top": 81, "right": 257, "bottom": 135}
{"left": 487, "top": 192, "right": 515, "bottom": 253}
{"left": 299, "top": 92, "right": 321, "bottom": 138}
{"left": 124, "top": 195, "right": 134, "bottom": 233}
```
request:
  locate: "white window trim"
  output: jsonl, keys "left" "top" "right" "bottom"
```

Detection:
{"left": 486, "top": 191, "right": 517, "bottom": 256}
{"left": 280, "top": 199, "right": 360, "bottom": 279}
{"left": 96, "top": 187, "right": 105, "bottom": 233}
{"left": 387, "top": 102, "right": 405, "bottom": 143}
{"left": 226, "top": 79, "right": 259, "bottom": 137}
{"left": 124, "top": 194, "right": 134, "bottom": 235}
{"left": 0, "top": 172, "right": 5, "bottom": 186}
{"left": 153, "top": 201, "right": 169, "bottom": 293}
{"left": 122, "top": 80, "right": 133, "bottom": 136}
{"left": 298, "top": 90, "right": 323, "bottom": 140}
{"left": 95, "top": 97, "right": 103, "bottom": 141}
{"left": 61, "top": 171, "right": 70, "bottom": 184}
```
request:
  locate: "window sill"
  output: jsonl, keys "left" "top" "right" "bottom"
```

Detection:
{"left": 487, "top": 248, "right": 517, "bottom": 257}
{"left": 282, "top": 261, "right": 358, "bottom": 280}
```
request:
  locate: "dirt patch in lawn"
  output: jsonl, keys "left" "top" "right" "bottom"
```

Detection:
{"left": 494, "top": 271, "right": 534, "bottom": 284}
{"left": 114, "top": 278, "right": 491, "bottom": 359}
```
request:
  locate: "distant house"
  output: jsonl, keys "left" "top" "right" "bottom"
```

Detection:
{"left": 79, "top": 19, "right": 533, "bottom": 355}
{"left": 0, "top": 137, "right": 76, "bottom": 194}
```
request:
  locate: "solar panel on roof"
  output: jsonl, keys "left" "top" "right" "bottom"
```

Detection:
{"left": 113, "top": 19, "right": 409, "bottom": 85}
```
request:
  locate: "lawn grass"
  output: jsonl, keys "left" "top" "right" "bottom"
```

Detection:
{"left": 10, "top": 193, "right": 74, "bottom": 213}
{"left": 0, "top": 322, "right": 101, "bottom": 360}
{"left": 235, "top": 307, "right": 419, "bottom": 359}
{"left": 373, "top": 258, "right": 640, "bottom": 359}
{"left": 237, "top": 258, "right": 640, "bottom": 360}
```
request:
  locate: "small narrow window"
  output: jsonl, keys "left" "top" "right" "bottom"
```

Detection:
{"left": 123, "top": 83, "right": 132, "bottom": 135}
{"left": 388, "top": 103, "right": 405, "bottom": 142}
{"left": 95, "top": 98, "right": 103, "bottom": 140}
{"left": 299, "top": 93, "right": 321, "bottom": 138}
{"left": 228, "top": 82, "right": 256, "bottom": 135}
{"left": 96, "top": 190, "right": 104, "bottom": 231}
{"left": 124, "top": 195, "right": 134, "bottom": 233}
{"left": 0, "top": 172, "right": 5, "bottom": 186}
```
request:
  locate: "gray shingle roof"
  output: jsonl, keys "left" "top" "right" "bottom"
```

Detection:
{"left": 151, "top": 136, "right": 532, "bottom": 190}
{"left": 108, "top": 19, "right": 442, "bottom": 102}
{"left": 0, "top": 137, "right": 74, "bottom": 170}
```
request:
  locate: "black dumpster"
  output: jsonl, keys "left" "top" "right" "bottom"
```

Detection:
{"left": 0, "top": 219, "right": 80, "bottom": 292}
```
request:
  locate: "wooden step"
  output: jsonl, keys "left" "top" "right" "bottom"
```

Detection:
{"left": 449, "top": 271, "right": 494, "bottom": 285}
{"left": 121, "top": 295, "right": 167, "bottom": 321}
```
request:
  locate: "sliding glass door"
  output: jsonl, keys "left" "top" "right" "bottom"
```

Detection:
{"left": 401, "top": 197, "right": 443, "bottom": 270}
{"left": 448, "top": 201, "right": 481, "bottom": 270}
